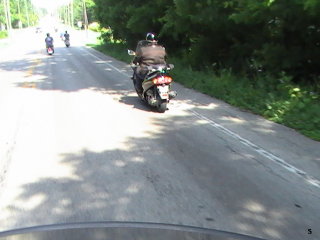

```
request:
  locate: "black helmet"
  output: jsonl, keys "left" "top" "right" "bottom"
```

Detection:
{"left": 146, "top": 33, "right": 156, "bottom": 41}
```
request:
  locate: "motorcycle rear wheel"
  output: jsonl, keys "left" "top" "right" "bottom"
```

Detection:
{"left": 157, "top": 101, "right": 167, "bottom": 113}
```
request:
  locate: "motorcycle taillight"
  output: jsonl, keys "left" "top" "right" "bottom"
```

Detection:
{"left": 153, "top": 76, "right": 172, "bottom": 85}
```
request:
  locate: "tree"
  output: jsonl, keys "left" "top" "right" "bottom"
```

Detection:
{"left": 59, "top": 0, "right": 95, "bottom": 27}
{"left": 94, "top": 0, "right": 172, "bottom": 47}
{"left": 93, "top": 0, "right": 320, "bottom": 85}
{"left": 1, "top": 0, "right": 38, "bottom": 29}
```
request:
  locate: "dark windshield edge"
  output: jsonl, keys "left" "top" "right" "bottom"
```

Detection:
{"left": 0, "top": 221, "right": 266, "bottom": 240}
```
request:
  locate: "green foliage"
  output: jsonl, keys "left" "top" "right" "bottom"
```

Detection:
{"left": 263, "top": 84, "right": 320, "bottom": 139}
{"left": 0, "top": 4, "right": 4, "bottom": 25}
{"left": 172, "top": 65, "right": 320, "bottom": 141}
{"left": 93, "top": 0, "right": 320, "bottom": 85}
{"left": 88, "top": 22, "right": 100, "bottom": 32}
{"left": 0, "top": 31, "right": 8, "bottom": 39}
{"left": 89, "top": 37, "right": 320, "bottom": 141}
{"left": 74, "top": 0, "right": 96, "bottom": 24}
{"left": 91, "top": 0, "right": 320, "bottom": 140}
{"left": 94, "top": 0, "right": 172, "bottom": 47}
{"left": 59, "top": 0, "right": 96, "bottom": 27}
{"left": 87, "top": 36, "right": 131, "bottom": 63}
{"left": 0, "top": 0, "right": 38, "bottom": 28}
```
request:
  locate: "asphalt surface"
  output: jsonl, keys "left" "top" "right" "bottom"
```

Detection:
{"left": 0, "top": 29, "right": 319, "bottom": 240}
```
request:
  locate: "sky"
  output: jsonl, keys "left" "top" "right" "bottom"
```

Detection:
{"left": 31, "top": 0, "right": 72, "bottom": 10}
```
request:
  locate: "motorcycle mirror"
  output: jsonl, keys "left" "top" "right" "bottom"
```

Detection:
{"left": 168, "top": 64, "right": 174, "bottom": 69}
{"left": 127, "top": 50, "right": 136, "bottom": 56}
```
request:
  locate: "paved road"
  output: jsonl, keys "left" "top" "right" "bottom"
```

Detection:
{"left": 0, "top": 29, "right": 319, "bottom": 240}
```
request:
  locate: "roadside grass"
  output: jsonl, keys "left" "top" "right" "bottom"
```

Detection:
{"left": 87, "top": 40, "right": 320, "bottom": 141}
{"left": 87, "top": 40, "right": 131, "bottom": 63}
{"left": 0, "top": 31, "right": 8, "bottom": 39}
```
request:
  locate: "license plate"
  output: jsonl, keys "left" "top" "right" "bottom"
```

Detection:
{"left": 158, "top": 85, "right": 169, "bottom": 99}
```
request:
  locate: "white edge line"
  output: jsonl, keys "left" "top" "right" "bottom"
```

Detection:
{"left": 82, "top": 47, "right": 131, "bottom": 77}
{"left": 82, "top": 45, "right": 320, "bottom": 189}
{"left": 190, "top": 110, "right": 320, "bottom": 189}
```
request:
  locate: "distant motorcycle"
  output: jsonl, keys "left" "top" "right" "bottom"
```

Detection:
{"left": 64, "top": 39, "right": 70, "bottom": 47}
{"left": 47, "top": 45, "right": 54, "bottom": 55}
{"left": 128, "top": 50, "right": 176, "bottom": 113}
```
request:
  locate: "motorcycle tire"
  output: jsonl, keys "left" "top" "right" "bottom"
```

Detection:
{"left": 157, "top": 101, "right": 167, "bottom": 113}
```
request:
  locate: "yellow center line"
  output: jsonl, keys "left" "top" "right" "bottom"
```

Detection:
{"left": 23, "top": 50, "right": 42, "bottom": 88}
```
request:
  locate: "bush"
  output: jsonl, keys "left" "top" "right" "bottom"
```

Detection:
{"left": 0, "top": 31, "right": 8, "bottom": 39}
{"left": 171, "top": 63, "right": 320, "bottom": 141}
{"left": 88, "top": 39, "right": 320, "bottom": 141}
{"left": 87, "top": 36, "right": 131, "bottom": 63}
{"left": 88, "top": 22, "right": 100, "bottom": 32}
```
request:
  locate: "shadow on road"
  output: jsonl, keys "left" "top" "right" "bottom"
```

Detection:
{"left": 0, "top": 46, "right": 319, "bottom": 240}
{"left": 1, "top": 109, "right": 316, "bottom": 240}
{"left": 118, "top": 95, "right": 153, "bottom": 112}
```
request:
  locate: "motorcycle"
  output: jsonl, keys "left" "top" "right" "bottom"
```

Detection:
{"left": 64, "top": 39, "right": 70, "bottom": 47}
{"left": 47, "top": 45, "right": 54, "bottom": 55}
{"left": 128, "top": 50, "right": 176, "bottom": 113}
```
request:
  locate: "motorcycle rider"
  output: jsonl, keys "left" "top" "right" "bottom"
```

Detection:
{"left": 45, "top": 33, "right": 54, "bottom": 50}
{"left": 132, "top": 33, "right": 173, "bottom": 95}
{"left": 64, "top": 31, "right": 70, "bottom": 41}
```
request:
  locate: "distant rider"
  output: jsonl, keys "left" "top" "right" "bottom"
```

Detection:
{"left": 64, "top": 31, "right": 70, "bottom": 41}
{"left": 45, "top": 33, "right": 54, "bottom": 49}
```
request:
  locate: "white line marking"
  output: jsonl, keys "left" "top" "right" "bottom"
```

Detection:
{"left": 84, "top": 45, "right": 320, "bottom": 189}
{"left": 190, "top": 110, "right": 320, "bottom": 188}
{"left": 82, "top": 47, "right": 131, "bottom": 77}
